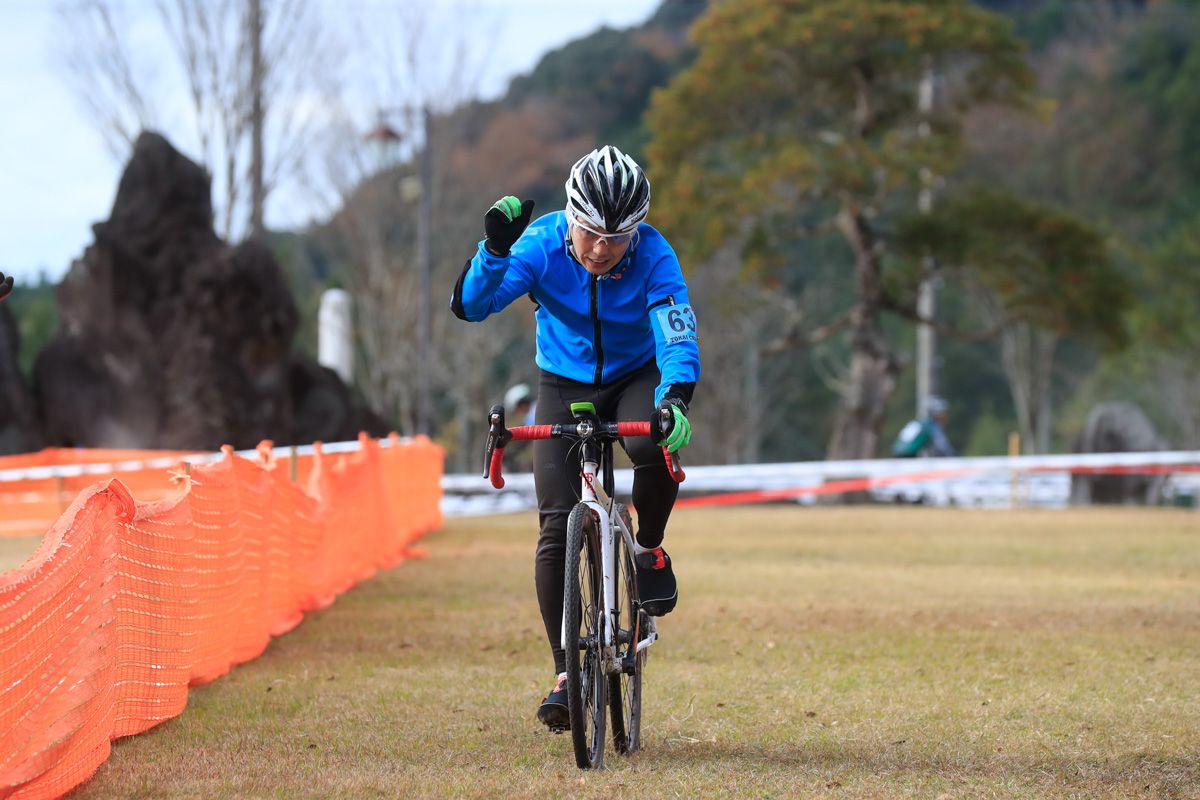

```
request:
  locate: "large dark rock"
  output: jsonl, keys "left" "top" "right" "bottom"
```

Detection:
{"left": 32, "top": 131, "right": 388, "bottom": 451}
{"left": 1070, "top": 402, "right": 1168, "bottom": 506}
{"left": 0, "top": 304, "right": 45, "bottom": 453}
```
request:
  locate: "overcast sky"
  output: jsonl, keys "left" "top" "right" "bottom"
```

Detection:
{"left": 0, "top": 0, "right": 661, "bottom": 283}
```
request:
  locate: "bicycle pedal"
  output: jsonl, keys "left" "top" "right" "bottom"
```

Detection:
{"left": 545, "top": 723, "right": 570, "bottom": 735}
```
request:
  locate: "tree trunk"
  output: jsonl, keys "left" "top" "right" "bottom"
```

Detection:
{"left": 248, "top": 0, "right": 266, "bottom": 240}
{"left": 826, "top": 206, "right": 904, "bottom": 461}
{"left": 825, "top": 328, "right": 903, "bottom": 460}
{"left": 1000, "top": 322, "right": 1056, "bottom": 454}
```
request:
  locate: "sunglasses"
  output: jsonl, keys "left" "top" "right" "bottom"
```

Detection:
{"left": 572, "top": 216, "right": 636, "bottom": 247}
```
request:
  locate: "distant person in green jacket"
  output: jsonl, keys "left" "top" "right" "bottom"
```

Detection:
{"left": 892, "top": 395, "right": 958, "bottom": 458}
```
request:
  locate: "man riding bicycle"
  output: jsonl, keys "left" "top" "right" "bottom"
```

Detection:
{"left": 451, "top": 145, "right": 700, "bottom": 730}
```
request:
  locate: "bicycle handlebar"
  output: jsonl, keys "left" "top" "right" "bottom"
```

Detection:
{"left": 484, "top": 406, "right": 685, "bottom": 489}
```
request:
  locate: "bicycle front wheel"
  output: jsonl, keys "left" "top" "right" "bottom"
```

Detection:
{"left": 609, "top": 502, "right": 643, "bottom": 755}
{"left": 564, "top": 503, "right": 607, "bottom": 769}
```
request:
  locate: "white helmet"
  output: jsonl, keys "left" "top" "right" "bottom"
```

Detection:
{"left": 564, "top": 145, "right": 651, "bottom": 237}
{"left": 924, "top": 396, "right": 949, "bottom": 417}
{"left": 504, "top": 383, "right": 532, "bottom": 409}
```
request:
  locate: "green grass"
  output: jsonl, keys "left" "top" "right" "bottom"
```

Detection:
{"left": 37, "top": 506, "right": 1200, "bottom": 798}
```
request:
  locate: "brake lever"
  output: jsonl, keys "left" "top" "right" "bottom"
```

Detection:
{"left": 662, "top": 446, "right": 685, "bottom": 483}
{"left": 483, "top": 404, "right": 514, "bottom": 483}
{"left": 659, "top": 406, "right": 686, "bottom": 483}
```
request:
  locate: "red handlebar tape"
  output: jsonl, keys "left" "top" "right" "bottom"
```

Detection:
{"left": 489, "top": 448, "right": 506, "bottom": 488}
{"left": 507, "top": 425, "right": 554, "bottom": 441}
{"left": 490, "top": 420, "right": 682, "bottom": 486}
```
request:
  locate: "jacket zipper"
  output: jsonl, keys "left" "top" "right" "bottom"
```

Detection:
{"left": 591, "top": 275, "right": 604, "bottom": 384}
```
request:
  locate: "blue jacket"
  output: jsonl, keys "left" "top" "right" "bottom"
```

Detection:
{"left": 451, "top": 211, "right": 700, "bottom": 405}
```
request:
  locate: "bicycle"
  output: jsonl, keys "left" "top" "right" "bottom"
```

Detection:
{"left": 483, "top": 401, "right": 685, "bottom": 769}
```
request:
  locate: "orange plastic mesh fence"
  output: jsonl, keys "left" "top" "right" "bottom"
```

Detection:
{"left": 0, "top": 435, "right": 443, "bottom": 799}
{"left": 0, "top": 449, "right": 197, "bottom": 539}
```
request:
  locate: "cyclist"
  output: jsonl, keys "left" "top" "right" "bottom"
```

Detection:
{"left": 451, "top": 145, "right": 700, "bottom": 730}
{"left": 0, "top": 271, "right": 12, "bottom": 302}
{"left": 891, "top": 395, "right": 958, "bottom": 458}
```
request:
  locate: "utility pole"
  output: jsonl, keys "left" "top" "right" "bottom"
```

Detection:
{"left": 248, "top": 0, "right": 266, "bottom": 240}
{"left": 916, "top": 57, "right": 939, "bottom": 417}
{"left": 416, "top": 105, "right": 433, "bottom": 437}
{"left": 363, "top": 103, "right": 434, "bottom": 437}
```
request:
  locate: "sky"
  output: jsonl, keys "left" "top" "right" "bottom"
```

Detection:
{"left": 0, "top": 0, "right": 662, "bottom": 284}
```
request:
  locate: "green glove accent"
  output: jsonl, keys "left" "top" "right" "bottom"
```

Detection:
{"left": 491, "top": 196, "right": 523, "bottom": 221}
{"left": 659, "top": 405, "right": 691, "bottom": 452}
{"left": 484, "top": 196, "right": 535, "bottom": 256}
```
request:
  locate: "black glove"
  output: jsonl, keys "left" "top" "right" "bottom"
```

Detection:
{"left": 0, "top": 272, "right": 11, "bottom": 302}
{"left": 484, "top": 196, "right": 535, "bottom": 256}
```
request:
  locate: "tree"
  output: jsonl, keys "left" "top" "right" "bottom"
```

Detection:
{"left": 893, "top": 186, "right": 1132, "bottom": 453}
{"left": 646, "top": 0, "right": 1038, "bottom": 460}
{"left": 946, "top": 4, "right": 1182, "bottom": 452}
{"left": 956, "top": 4, "right": 1187, "bottom": 240}
{"left": 314, "top": 0, "right": 515, "bottom": 454}
{"left": 55, "top": 0, "right": 340, "bottom": 240}
{"left": 1104, "top": 214, "right": 1200, "bottom": 448}
{"left": 1114, "top": 2, "right": 1200, "bottom": 197}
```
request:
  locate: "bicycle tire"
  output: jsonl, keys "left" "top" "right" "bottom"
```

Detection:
{"left": 609, "top": 502, "right": 643, "bottom": 755}
{"left": 564, "top": 503, "right": 607, "bottom": 769}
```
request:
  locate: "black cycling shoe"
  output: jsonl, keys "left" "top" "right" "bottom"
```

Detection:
{"left": 635, "top": 546, "right": 678, "bottom": 616}
{"left": 536, "top": 673, "right": 570, "bottom": 731}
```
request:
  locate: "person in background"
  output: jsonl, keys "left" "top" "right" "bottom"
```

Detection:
{"left": 504, "top": 382, "right": 536, "bottom": 426}
{"left": 502, "top": 383, "right": 536, "bottom": 472}
{"left": 0, "top": 272, "right": 12, "bottom": 302}
{"left": 892, "top": 395, "right": 958, "bottom": 458}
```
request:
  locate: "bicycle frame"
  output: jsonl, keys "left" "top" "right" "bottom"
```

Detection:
{"left": 485, "top": 403, "right": 684, "bottom": 766}
{"left": 561, "top": 441, "right": 658, "bottom": 677}
{"left": 483, "top": 405, "right": 683, "bottom": 673}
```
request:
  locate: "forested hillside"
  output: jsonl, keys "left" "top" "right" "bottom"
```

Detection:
{"left": 232, "top": 0, "right": 1200, "bottom": 470}
{"left": 14, "top": 0, "right": 1198, "bottom": 470}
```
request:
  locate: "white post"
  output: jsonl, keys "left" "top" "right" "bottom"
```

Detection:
{"left": 318, "top": 288, "right": 354, "bottom": 384}
{"left": 417, "top": 105, "right": 433, "bottom": 436}
{"left": 916, "top": 59, "right": 938, "bottom": 418}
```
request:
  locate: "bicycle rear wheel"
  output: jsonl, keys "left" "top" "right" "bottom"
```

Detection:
{"left": 608, "top": 502, "right": 643, "bottom": 755}
{"left": 564, "top": 503, "right": 607, "bottom": 769}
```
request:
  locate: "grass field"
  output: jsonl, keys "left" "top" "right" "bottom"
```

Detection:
{"left": 21, "top": 506, "right": 1200, "bottom": 799}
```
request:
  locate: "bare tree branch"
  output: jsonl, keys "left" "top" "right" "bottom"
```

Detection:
{"left": 56, "top": 0, "right": 340, "bottom": 241}
{"left": 880, "top": 293, "right": 1007, "bottom": 341}
{"left": 809, "top": 342, "right": 852, "bottom": 399}
{"left": 758, "top": 303, "right": 855, "bottom": 355}
{"left": 55, "top": 0, "right": 157, "bottom": 157}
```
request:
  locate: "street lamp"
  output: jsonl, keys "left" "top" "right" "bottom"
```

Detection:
{"left": 365, "top": 104, "right": 433, "bottom": 437}
{"left": 364, "top": 114, "right": 402, "bottom": 173}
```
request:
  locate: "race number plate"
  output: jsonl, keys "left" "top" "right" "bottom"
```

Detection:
{"left": 653, "top": 303, "right": 698, "bottom": 345}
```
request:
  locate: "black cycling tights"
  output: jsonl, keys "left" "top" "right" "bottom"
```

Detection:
{"left": 532, "top": 362, "right": 679, "bottom": 675}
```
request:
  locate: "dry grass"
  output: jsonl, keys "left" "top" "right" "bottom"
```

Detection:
{"left": 40, "top": 506, "right": 1200, "bottom": 798}
{"left": 0, "top": 535, "right": 44, "bottom": 573}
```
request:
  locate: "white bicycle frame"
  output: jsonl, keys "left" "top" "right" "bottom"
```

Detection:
{"left": 561, "top": 445, "right": 658, "bottom": 675}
